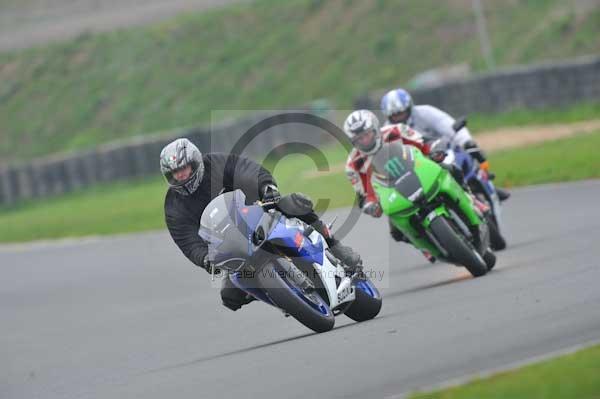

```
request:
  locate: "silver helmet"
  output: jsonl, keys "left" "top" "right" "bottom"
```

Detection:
{"left": 160, "top": 138, "right": 204, "bottom": 196}
{"left": 380, "top": 88, "right": 413, "bottom": 124}
{"left": 343, "top": 110, "right": 382, "bottom": 155}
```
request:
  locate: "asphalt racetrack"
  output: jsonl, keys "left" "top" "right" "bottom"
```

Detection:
{"left": 2, "top": 180, "right": 600, "bottom": 399}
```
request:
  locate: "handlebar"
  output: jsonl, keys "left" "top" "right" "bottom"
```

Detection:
{"left": 255, "top": 199, "right": 279, "bottom": 210}
{"left": 452, "top": 117, "right": 467, "bottom": 132}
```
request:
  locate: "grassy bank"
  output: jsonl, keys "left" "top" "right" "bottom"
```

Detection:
{"left": 2, "top": 130, "right": 600, "bottom": 243}
{"left": 0, "top": 177, "right": 166, "bottom": 242}
{"left": 467, "top": 102, "right": 600, "bottom": 133}
{"left": 1, "top": 0, "right": 599, "bottom": 161}
{"left": 409, "top": 343, "right": 600, "bottom": 399}
{"left": 490, "top": 130, "right": 600, "bottom": 187}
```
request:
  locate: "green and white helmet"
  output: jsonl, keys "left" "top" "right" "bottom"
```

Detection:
{"left": 159, "top": 138, "right": 204, "bottom": 195}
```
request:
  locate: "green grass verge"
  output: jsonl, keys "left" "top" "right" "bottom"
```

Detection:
{"left": 490, "top": 131, "right": 600, "bottom": 188}
{"left": 0, "top": 177, "right": 166, "bottom": 242}
{"left": 409, "top": 343, "right": 600, "bottom": 399}
{"left": 1, "top": 0, "right": 599, "bottom": 161}
{"left": 467, "top": 102, "right": 600, "bottom": 133}
{"left": 2, "top": 131, "right": 600, "bottom": 243}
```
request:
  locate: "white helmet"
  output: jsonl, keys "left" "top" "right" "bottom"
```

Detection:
{"left": 343, "top": 110, "right": 382, "bottom": 155}
{"left": 160, "top": 138, "right": 204, "bottom": 196}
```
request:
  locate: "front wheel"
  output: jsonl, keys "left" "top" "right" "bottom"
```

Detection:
{"left": 344, "top": 278, "right": 382, "bottom": 322}
{"left": 257, "top": 259, "right": 335, "bottom": 333}
{"left": 430, "top": 216, "right": 488, "bottom": 277}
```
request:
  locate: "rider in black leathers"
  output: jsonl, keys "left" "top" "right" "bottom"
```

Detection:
{"left": 161, "top": 138, "right": 361, "bottom": 311}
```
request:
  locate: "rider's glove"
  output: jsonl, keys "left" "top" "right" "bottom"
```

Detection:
{"left": 429, "top": 151, "right": 446, "bottom": 163}
{"left": 261, "top": 184, "right": 281, "bottom": 204}
{"left": 363, "top": 201, "right": 383, "bottom": 218}
{"left": 427, "top": 139, "right": 448, "bottom": 163}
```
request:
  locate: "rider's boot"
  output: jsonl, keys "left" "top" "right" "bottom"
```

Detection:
{"left": 421, "top": 249, "right": 437, "bottom": 264}
{"left": 329, "top": 241, "right": 362, "bottom": 273}
{"left": 486, "top": 171, "right": 510, "bottom": 202}
{"left": 496, "top": 187, "right": 511, "bottom": 202}
{"left": 221, "top": 278, "right": 255, "bottom": 311}
{"left": 390, "top": 222, "right": 409, "bottom": 243}
{"left": 390, "top": 219, "right": 435, "bottom": 263}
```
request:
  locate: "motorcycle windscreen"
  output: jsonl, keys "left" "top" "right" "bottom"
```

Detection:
{"left": 371, "top": 141, "right": 423, "bottom": 201}
{"left": 199, "top": 189, "right": 264, "bottom": 263}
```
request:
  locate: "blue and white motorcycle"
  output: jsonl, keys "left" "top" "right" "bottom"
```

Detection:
{"left": 199, "top": 189, "right": 382, "bottom": 333}
{"left": 442, "top": 118, "right": 507, "bottom": 250}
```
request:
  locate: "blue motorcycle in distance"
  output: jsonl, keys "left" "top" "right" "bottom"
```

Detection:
{"left": 443, "top": 118, "right": 507, "bottom": 250}
{"left": 199, "top": 189, "right": 382, "bottom": 333}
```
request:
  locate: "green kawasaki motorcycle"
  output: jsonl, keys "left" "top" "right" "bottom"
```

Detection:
{"left": 371, "top": 141, "right": 495, "bottom": 277}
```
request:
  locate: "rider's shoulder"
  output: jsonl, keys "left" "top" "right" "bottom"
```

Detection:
{"left": 203, "top": 152, "right": 246, "bottom": 170}
{"left": 382, "top": 123, "right": 415, "bottom": 140}
{"left": 164, "top": 188, "right": 183, "bottom": 212}
{"left": 415, "top": 104, "right": 450, "bottom": 118}
{"left": 202, "top": 152, "right": 227, "bottom": 163}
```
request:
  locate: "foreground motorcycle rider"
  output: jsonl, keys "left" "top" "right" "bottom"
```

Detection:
{"left": 161, "top": 138, "right": 362, "bottom": 311}
{"left": 380, "top": 88, "right": 510, "bottom": 201}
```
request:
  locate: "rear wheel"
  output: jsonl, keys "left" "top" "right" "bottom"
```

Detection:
{"left": 344, "top": 278, "right": 382, "bottom": 322}
{"left": 430, "top": 216, "right": 488, "bottom": 277}
{"left": 487, "top": 214, "right": 507, "bottom": 251}
{"left": 475, "top": 190, "right": 507, "bottom": 252}
{"left": 257, "top": 259, "right": 334, "bottom": 333}
{"left": 484, "top": 250, "right": 496, "bottom": 270}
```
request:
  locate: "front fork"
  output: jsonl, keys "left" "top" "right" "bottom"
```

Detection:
{"left": 323, "top": 250, "right": 357, "bottom": 311}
